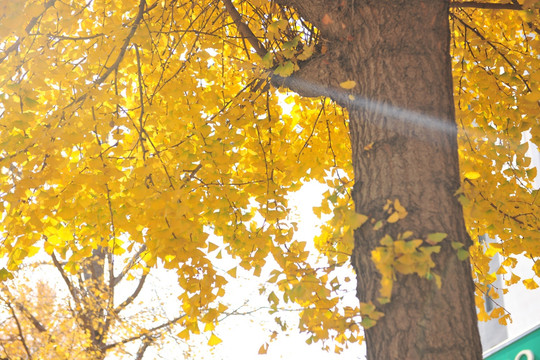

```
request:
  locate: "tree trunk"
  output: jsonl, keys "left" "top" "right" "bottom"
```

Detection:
{"left": 80, "top": 247, "right": 108, "bottom": 359}
{"left": 347, "top": 1, "right": 483, "bottom": 356}
{"left": 276, "top": 0, "right": 483, "bottom": 358}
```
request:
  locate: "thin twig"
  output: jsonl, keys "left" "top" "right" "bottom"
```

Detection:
{"left": 103, "top": 315, "right": 185, "bottom": 350}
{"left": 450, "top": 1, "right": 523, "bottom": 10}
{"left": 452, "top": 13, "right": 532, "bottom": 93}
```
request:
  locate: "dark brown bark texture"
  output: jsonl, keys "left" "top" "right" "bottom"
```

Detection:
{"left": 275, "top": 0, "right": 483, "bottom": 358}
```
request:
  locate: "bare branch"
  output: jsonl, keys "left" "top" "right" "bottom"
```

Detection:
{"left": 450, "top": 1, "right": 523, "bottom": 10}
{"left": 115, "top": 273, "right": 148, "bottom": 314}
{"left": 135, "top": 337, "right": 153, "bottom": 360}
{"left": 103, "top": 315, "right": 185, "bottom": 350}
{"left": 113, "top": 245, "right": 148, "bottom": 286}
{"left": 51, "top": 251, "right": 81, "bottom": 305}
{"left": 30, "top": 32, "right": 106, "bottom": 41}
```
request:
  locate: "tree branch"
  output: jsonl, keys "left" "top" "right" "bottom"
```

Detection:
{"left": 113, "top": 244, "right": 148, "bottom": 286}
{"left": 452, "top": 1, "right": 540, "bottom": 36}
{"left": 105, "top": 188, "right": 117, "bottom": 309}
{"left": 452, "top": 13, "right": 532, "bottom": 92}
{"left": 51, "top": 251, "right": 81, "bottom": 305}
{"left": 135, "top": 337, "right": 153, "bottom": 360}
{"left": 15, "top": 303, "right": 47, "bottom": 333}
{"left": 103, "top": 314, "right": 185, "bottom": 350}
{"left": 0, "top": 0, "right": 57, "bottom": 64}
{"left": 464, "top": 179, "right": 534, "bottom": 227}
{"left": 450, "top": 1, "right": 523, "bottom": 10}
{"left": 221, "top": 0, "right": 347, "bottom": 98}
{"left": 7, "top": 303, "right": 33, "bottom": 360}
{"left": 114, "top": 273, "right": 148, "bottom": 314}
{"left": 94, "top": 0, "right": 147, "bottom": 85}
{"left": 222, "top": 0, "right": 267, "bottom": 58}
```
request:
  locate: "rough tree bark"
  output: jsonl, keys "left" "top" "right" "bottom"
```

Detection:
{"left": 274, "top": 0, "right": 483, "bottom": 358}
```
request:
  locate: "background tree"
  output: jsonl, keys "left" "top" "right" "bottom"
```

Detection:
{"left": 0, "top": 0, "right": 538, "bottom": 359}
{"left": 0, "top": 245, "right": 186, "bottom": 360}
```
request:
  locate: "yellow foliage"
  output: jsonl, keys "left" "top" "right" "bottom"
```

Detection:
{"left": 208, "top": 333, "right": 223, "bottom": 346}
{"left": 258, "top": 343, "right": 269, "bottom": 354}
{"left": 0, "top": 0, "right": 537, "bottom": 352}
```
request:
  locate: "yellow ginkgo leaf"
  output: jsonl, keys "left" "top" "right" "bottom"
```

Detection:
{"left": 177, "top": 329, "right": 190, "bottom": 340}
{"left": 258, "top": 343, "right": 269, "bottom": 354}
{"left": 387, "top": 212, "right": 400, "bottom": 223}
{"left": 394, "top": 199, "right": 406, "bottom": 214}
{"left": 339, "top": 80, "right": 357, "bottom": 89}
{"left": 204, "top": 322, "right": 215, "bottom": 332}
{"left": 523, "top": 279, "right": 539, "bottom": 290}
{"left": 464, "top": 171, "right": 481, "bottom": 180}
{"left": 208, "top": 333, "right": 223, "bottom": 346}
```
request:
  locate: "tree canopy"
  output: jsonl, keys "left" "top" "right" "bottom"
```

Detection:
{"left": 0, "top": 0, "right": 538, "bottom": 357}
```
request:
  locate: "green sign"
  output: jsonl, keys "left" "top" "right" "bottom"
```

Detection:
{"left": 485, "top": 325, "right": 540, "bottom": 360}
